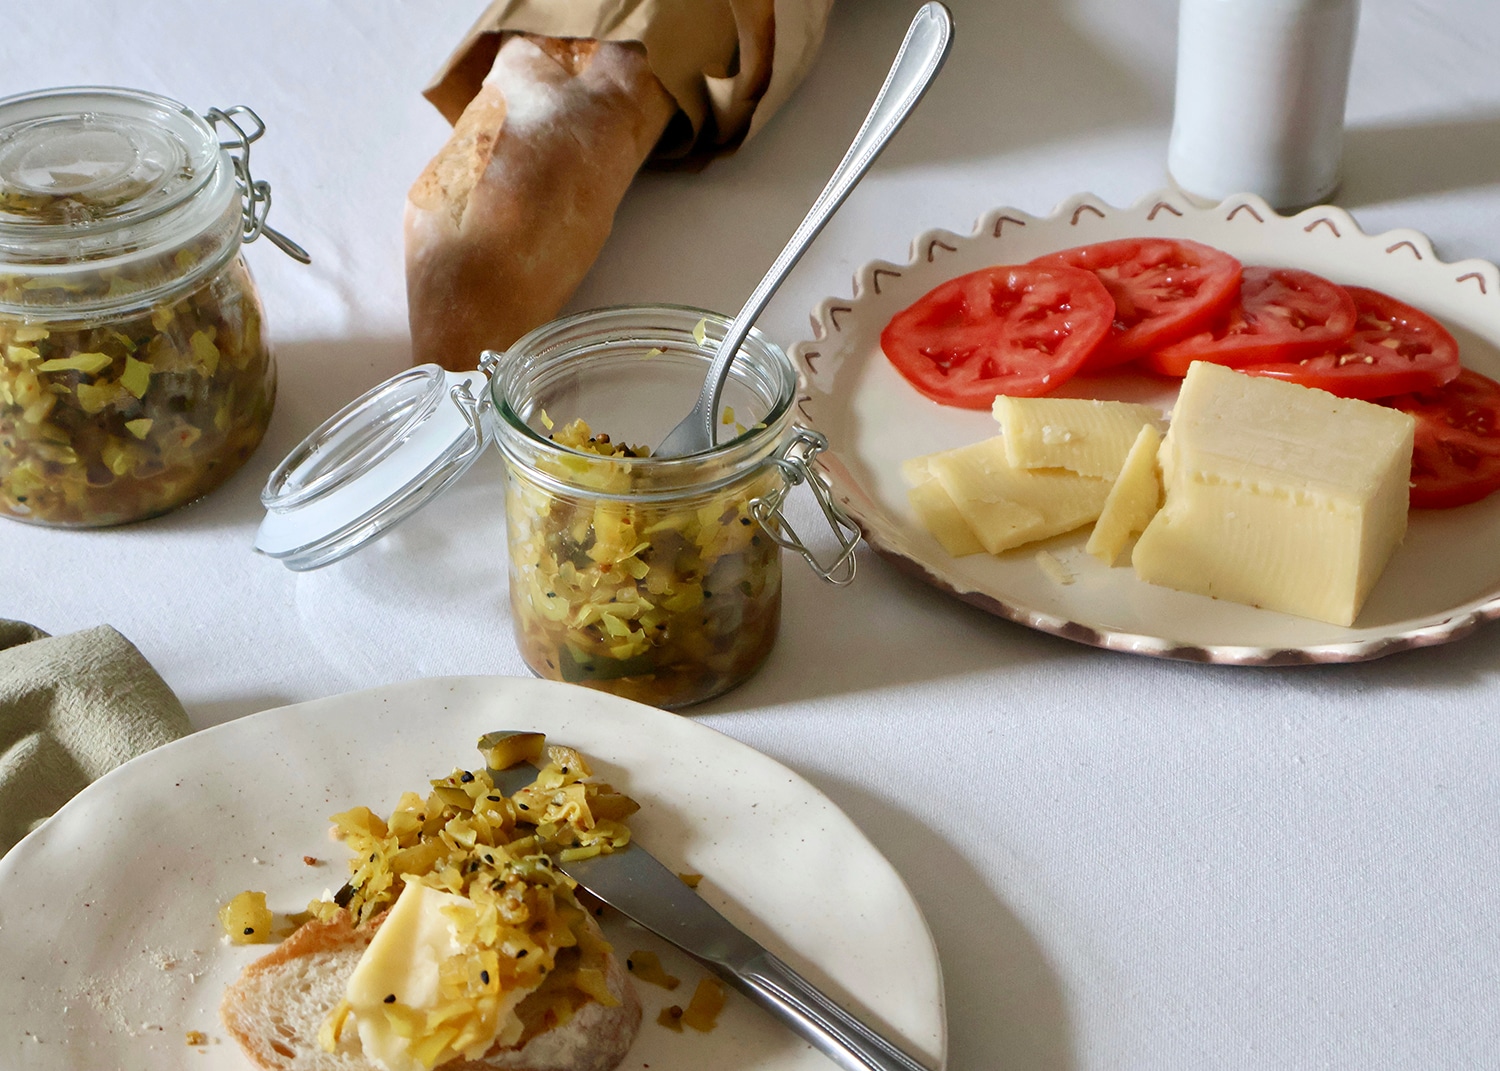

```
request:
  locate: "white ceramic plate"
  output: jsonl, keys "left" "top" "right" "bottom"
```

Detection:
{"left": 0, "top": 676, "right": 945, "bottom": 1070}
{"left": 792, "top": 189, "right": 1500, "bottom": 664}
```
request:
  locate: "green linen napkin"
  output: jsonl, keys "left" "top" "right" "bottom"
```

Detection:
{"left": 0, "top": 619, "right": 190, "bottom": 856}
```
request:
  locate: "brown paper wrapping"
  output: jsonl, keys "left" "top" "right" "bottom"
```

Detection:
{"left": 423, "top": 0, "right": 836, "bottom": 159}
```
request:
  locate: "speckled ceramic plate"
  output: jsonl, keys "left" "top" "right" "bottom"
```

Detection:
{"left": 791, "top": 189, "right": 1500, "bottom": 664}
{"left": 0, "top": 676, "right": 945, "bottom": 1070}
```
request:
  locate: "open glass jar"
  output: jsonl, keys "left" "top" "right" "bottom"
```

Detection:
{"left": 495, "top": 307, "right": 812, "bottom": 706}
{"left": 0, "top": 87, "right": 306, "bottom": 527}
{"left": 256, "top": 305, "right": 859, "bottom": 709}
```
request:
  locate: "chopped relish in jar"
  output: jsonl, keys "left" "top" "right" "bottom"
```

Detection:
{"left": 0, "top": 87, "right": 302, "bottom": 527}
{"left": 506, "top": 418, "right": 781, "bottom": 709}
{"left": 550, "top": 417, "right": 650, "bottom": 460}
{"left": 0, "top": 257, "right": 272, "bottom": 526}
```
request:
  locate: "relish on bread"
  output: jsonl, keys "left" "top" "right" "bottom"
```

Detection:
{"left": 220, "top": 740, "right": 642, "bottom": 1071}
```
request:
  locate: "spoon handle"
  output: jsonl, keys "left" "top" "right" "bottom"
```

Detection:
{"left": 667, "top": 2, "right": 954, "bottom": 455}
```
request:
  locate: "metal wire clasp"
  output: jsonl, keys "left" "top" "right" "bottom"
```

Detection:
{"left": 752, "top": 428, "right": 860, "bottom": 585}
{"left": 206, "top": 105, "right": 311, "bottom": 265}
{"left": 448, "top": 377, "right": 492, "bottom": 461}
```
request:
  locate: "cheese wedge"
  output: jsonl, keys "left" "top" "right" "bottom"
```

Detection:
{"left": 1086, "top": 422, "right": 1163, "bottom": 565}
{"left": 993, "top": 395, "right": 1164, "bottom": 478}
{"left": 1131, "top": 361, "right": 1415, "bottom": 626}
{"left": 924, "top": 436, "right": 1110, "bottom": 554}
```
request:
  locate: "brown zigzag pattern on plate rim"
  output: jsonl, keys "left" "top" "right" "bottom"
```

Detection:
{"left": 992, "top": 215, "right": 1025, "bottom": 238}
{"left": 1457, "top": 272, "right": 1489, "bottom": 294}
{"left": 1304, "top": 217, "right": 1341, "bottom": 237}
{"left": 828, "top": 305, "right": 852, "bottom": 331}
{"left": 1147, "top": 201, "right": 1183, "bottom": 221}
{"left": 1385, "top": 240, "right": 1422, "bottom": 259}
{"left": 796, "top": 395, "right": 813, "bottom": 421}
{"left": 802, "top": 350, "right": 820, "bottom": 372}
{"left": 872, "top": 268, "right": 901, "bottom": 294}
{"left": 925, "top": 239, "right": 956, "bottom": 262}
{"left": 1070, "top": 204, "right": 1106, "bottom": 225}
{"left": 1226, "top": 204, "right": 1264, "bottom": 222}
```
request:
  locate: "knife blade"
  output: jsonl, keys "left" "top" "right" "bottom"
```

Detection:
{"left": 484, "top": 738, "right": 936, "bottom": 1071}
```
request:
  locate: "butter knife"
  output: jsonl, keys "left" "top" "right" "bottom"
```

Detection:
{"left": 485, "top": 739, "right": 936, "bottom": 1071}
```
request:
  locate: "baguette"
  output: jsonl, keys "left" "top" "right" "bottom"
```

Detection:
{"left": 220, "top": 909, "right": 641, "bottom": 1071}
{"left": 405, "top": 34, "right": 677, "bottom": 372}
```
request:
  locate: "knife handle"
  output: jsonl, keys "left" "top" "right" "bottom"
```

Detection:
{"left": 725, "top": 950, "right": 937, "bottom": 1071}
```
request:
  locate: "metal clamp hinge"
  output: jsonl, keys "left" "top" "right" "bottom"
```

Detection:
{"left": 206, "top": 105, "right": 311, "bottom": 264}
{"left": 450, "top": 379, "right": 492, "bottom": 456}
{"left": 751, "top": 429, "right": 860, "bottom": 585}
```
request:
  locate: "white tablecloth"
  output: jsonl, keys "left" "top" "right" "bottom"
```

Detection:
{"left": 6, "top": 2, "right": 1500, "bottom": 1067}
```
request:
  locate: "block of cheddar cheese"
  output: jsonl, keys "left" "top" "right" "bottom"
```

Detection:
{"left": 1131, "top": 361, "right": 1416, "bottom": 626}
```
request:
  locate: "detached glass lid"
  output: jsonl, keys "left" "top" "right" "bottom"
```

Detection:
{"left": 255, "top": 362, "right": 493, "bottom": 571}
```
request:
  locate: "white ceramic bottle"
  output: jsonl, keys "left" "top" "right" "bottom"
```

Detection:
{"left": 1168, "top": 0, "right": 1359, "bottom": 209}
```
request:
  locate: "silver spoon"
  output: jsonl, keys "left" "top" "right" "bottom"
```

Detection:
{"left": 655, "top": 2, "right": 954, "bottom": 457}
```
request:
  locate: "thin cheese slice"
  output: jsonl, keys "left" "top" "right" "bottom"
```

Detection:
{"left": 993, "top": 395, "right": 1164, "bottom": 478}
{"left": 1086, "top": 422, "right": 1163, "bottom": 565}
{"left": 925, "top": 437, "right": 1109, "bottom": 554}
{"left": 345, "top": 883, "right": 536, "bottom": 1071}
{"left": 907, "top": 476, "right": 985, "bottom": 557}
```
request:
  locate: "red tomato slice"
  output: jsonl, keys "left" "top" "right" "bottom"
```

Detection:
{"left": 1142, "top": 266, "right": 1358, "bottom": 376}
{"left": 880, "top": 264, "right": 1115, "bottom": 407}
{"left": 1384, "top": 368, "right": 1500, "bottom": 508}
{"left": 1028, "top": 237, "right": 1242, "bottom": 368}
{"left": 1238, "top": 286, "right": 1460, "bottom": 400}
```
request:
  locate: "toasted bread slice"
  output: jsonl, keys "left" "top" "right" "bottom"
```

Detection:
{"left": 220, "top": 910, "right": 641, "bottom": 1071}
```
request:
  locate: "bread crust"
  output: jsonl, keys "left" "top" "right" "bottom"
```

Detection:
{"left": 405, "top": 34, "right": 677, "bottom": 371}
{"left": 220, "top": 909, "right": 641, "bottom": 1071}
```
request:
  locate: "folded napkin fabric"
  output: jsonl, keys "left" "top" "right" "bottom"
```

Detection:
{"left": 0, "top": 620, "right": 190, "bottom": 856}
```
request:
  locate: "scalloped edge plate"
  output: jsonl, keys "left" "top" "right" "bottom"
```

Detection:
{"left": 0, "top": 676, "right": 945, "bottom": 1070}
{"left": 791, "top": 189, "right": 1500, "bottom": 664}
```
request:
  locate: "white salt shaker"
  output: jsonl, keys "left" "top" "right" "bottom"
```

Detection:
{"left": 1168, "top": 0, "right": 1359, "bottom": 209}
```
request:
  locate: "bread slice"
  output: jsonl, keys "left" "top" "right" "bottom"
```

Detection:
{"left": 220, "top": 910, "right": 641, "bottom": 1071}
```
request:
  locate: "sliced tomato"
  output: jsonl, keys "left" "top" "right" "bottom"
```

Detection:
{"left": 1028, "top": 237, "right": 1242, "bottom": 368}
{"left": 1238, "top": 286, "right": 1460, "bottom": 400}
{"left": 1142, "top": 266, "right": 1358, "bottom": 376}
{"left": 1384, "top": 368, "right": 1500, "bottom": 508}
{"left": 880, "top": 264, "right": 1115, "bottom": 407}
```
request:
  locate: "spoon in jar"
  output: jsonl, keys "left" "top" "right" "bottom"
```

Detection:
{"left": 654, "top": 2, "right": 954, "bottom": 458}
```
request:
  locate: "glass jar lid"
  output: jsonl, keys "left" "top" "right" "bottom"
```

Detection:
{"left": 0, "top": 87, "right": 219, "bottom": 232}
{"left": 254, "top": 363, "right": 493, "bottom": 571}
{"left": 0, "top": 87, "right": 307, "bottom": 321}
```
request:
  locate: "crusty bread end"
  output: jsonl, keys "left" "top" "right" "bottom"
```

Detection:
{"left": 404, "top": 34, "right": 677, "bottom": 371}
